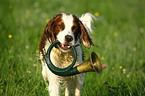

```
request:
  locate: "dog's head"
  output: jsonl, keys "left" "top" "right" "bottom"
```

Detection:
{"left": 42, "top": 13, "right": 95, "bottom": 52}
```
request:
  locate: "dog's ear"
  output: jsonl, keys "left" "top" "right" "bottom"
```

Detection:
{"left": 44, "top": 19, "right": 56, "bottom": 43}
{"left": 79, "top": 21, "right": 94, "bottom": 48}
{"left": 40, "top": 14, "right": 62, "bottom": 52}
{"left": 40, "top": 19, "right": 55, "bottom": 53}
{"left": 79, "top": 13, "right": 96, "bottom": 48}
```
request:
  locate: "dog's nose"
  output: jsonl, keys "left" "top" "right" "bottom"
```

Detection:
{"left": 65, "top": 35, "right": 73, "bottom": 42}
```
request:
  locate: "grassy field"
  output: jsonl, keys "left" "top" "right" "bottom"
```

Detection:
{"left": 0, "top": 0, "right": 145, "bottom": 95}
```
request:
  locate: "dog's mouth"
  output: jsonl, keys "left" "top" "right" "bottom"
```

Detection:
{"left": 58, "top": 43, "right": 72, "bottom": 51}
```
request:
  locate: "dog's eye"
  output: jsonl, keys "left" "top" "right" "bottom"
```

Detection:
{"left": 57, "top": 24, "right": 64, "bottom": 30}
{"left": 72, "top": 26, "right": 77, "bottom": 30}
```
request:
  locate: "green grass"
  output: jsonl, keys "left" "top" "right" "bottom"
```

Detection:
{"left": 0, "top": 0, "right": 145, "bottom": 95}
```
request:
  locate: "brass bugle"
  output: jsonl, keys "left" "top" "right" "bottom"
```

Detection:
{"left": 76, "top": 52, "right": 102, "bottom": 74}
{"left": 45, "top": 40, "right": 102, "bottom": 76}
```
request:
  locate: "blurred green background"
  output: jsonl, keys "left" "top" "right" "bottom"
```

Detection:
{"left": 0, "top": 0, "right": 145, "bottom": 95}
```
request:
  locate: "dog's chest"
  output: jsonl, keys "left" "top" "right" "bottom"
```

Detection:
{"left": 50, "top": 49, "right": 74, "bottom": 68}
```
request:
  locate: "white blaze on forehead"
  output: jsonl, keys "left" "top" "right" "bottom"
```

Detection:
{"left": 57, "top": 13, "right": 75, "bottom": 45}
{"left": 62, "top": 13, "right": 74, "bottom": 31}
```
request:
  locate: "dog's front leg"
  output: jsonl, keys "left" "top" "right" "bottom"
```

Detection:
{"left": 48, "top": 76, "right": 61, "bottom": 96}
{"left": 41, "top": 62, "right": 61, "bottom": 96}
{"left": 75, "top": 74, "right": 85, "bottom": 96}
{"left": 64, "top": 73, "right": 85, "bottom": 96}
{"left": 65, "top": 80, "right": 75, "bottom": 96}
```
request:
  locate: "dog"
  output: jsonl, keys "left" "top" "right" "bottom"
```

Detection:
{"left": 40, "top": 13, "right": 96, "bottom": 96}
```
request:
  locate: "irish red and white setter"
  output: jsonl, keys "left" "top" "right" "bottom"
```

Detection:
{"left": 40, "top": 13, "right": 96, "bottom": 96}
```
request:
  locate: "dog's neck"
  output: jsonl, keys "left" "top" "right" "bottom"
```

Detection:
{"left": 44, "top": 41, "right": 74, "bottom": 68}
{"left": 51, "top": 47, "right": 74, "bottom": 68}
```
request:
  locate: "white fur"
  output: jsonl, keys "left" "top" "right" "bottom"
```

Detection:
{"left": 40, "top": 13, "right": 95, "bottom": 96}
{"left": 79, "top": 13, "right": 96, "bottom": 34}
